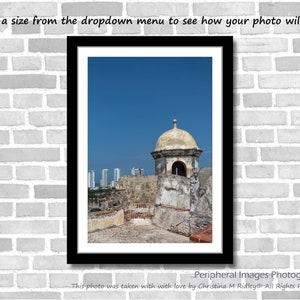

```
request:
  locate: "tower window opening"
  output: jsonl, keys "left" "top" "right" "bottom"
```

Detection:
{"left": 172, "top": 161, "right": 187, "bottom": 177}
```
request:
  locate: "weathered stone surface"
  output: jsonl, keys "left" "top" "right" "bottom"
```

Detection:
{"left": 152, "top": 206, "right": 191, "bottom": 236}
{"left": 88, "top": 210, "right": 124, "bottom": 233}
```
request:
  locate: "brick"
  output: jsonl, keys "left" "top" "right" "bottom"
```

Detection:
{"left": 208, "top": 24, "right": 237, "bottom": 34}
{"left": 276, "top": 57, "right": 300, "bottom": 71}
{"left": 274, "top": 23, "right": 300, "bottom": 34}
{"left": 235, "top": 111, "right": 286, "bottom": 125}
{"left": 0, "top": 184, "right": 28, "bottom": 199}
{"left": 235, "top": 147, "right": 257, "bottom": 162}
{"left": 235, "top": 255, "right": 289, "bottom": 269}
{"left": 51, "top": 238, "right": 66, "bottom": 252}
{"left": 242, "top": 56, "right": 271, "bottom": 71}
{"left": 176, "top": 23, "right": 205, "bottom": 34}
{"left": 29, "top": 38, "right": 66, "bottom": 53}
{"left": 0, "top": 3, "right": 57, "bottom": 17}
{"left": 17, "top": 273, "right": 46, "bottom": 288}
{"left": 279, "top": 165, "right": 300, "bottom": 179}
{"left": 62, "top": 2, "right": 122, "bottom": 16}
{"left": 236, "top": 38, "right": 287, "bottom": 53}
{"left": 45, "top": 56, "right": 66, "bottom": 71}
{"left": 0, "top": 256, "right": 28, "bottom": 270}
{"left": 0, "top": 131, "right": 9, "bottom": 144}
{"left": 234, "top": 165, "right": 242, "bottom": 178}
{"left": 0, "top": 292, "right": 60, "bottom": 299}
{"left": 294, "top": 184, "right": 300, "bottom": 197}
{"left": 234, "top": 201, "right": 242, "bottom": 215}
{"left": 16, "top": 203, "right": 45, "bottom": 217}
{"left": 0, "top": 56, "right": 8, "bottom": 70}
{"left": 261, "top": 219, "right": 300, "bottom": 233}
{"left": 240, "top": 23, "right": 270, "bottom": 35}
{"left": 246, "top": 129, "right": 274, "bottom": 143}
{"left": 196, "top": 291, "right": 256, "bottom": 299}
{"left": 47, "top": 94, "right": 66, "bottom": 107}
{"left": 116, "top": 273, "right": 145, "bottom": 286}
{"left": 130, "top": 291, "right": 190, "bottom": 299}
{"left": 144, "top": 23, "right": 173, "bottom": 35}
{"left": 47, "top": 129, "right": 67, "bottom": 144}
{"left": 236, "top": 183, "right": 288, "bottom": 198}
{"left": 246, "top": 165, "right": 274, "bottom": 178}
{"left": 0, "top": 94, "right": 10, "bottom": 108}
{"left": 33, "top": 255, "right": 72, "bottom": 270}
{"left": 278, "top": 201, "right": 300, "bottom": 215}
{"left": 13, "top": 94, "right": 43, "bottom": 108}
{"left": 35, "top": 185, "right": 66, "bottom": 199}
{"left": 0, "top": 221, "right": 59, "bottom": 234}
{"left": 0, "top": 39, "right": 23, "bottom": 52}
{"left": 194, "top": 2, "right": 254, "bottom": 16}
{"left": 260, "top": 2, "right": 300, "bottom": 16}
{"left": 0, "top": 111, "right": 24, "bottom": 125}
{"left": 0, "top": 75, "right": 56, "bottom": 89}
{"left": 30, "top": 111, "right": 66, "bottom": 126}
{"left": 234, "top": 74, "right": 254, "bottom": 88}
{"left": 0, "top": 238, "right": 12, "bottom": 252}
{"left": 45, "top": 24, "right": 73, "bottom": 35}
{"left": 128, "top": 3, "right": 188, "bottom": 17}
{"left": 50, "top": 273, "right": 78, "bottom": 288}
{"left": 262, "top": 147, "right": 300, "bottom": 161}
{"left": 233, "top": 129, "right": 241, "bottom": 143}
{"left": 294, "top": 39, "right": 300, "bottom": 52}
{"left": 49, "top": 166, "right": 66, "bottom": 180}
{"left": 278, "top": 238, "right": 300, "bottom": 251}
{"left": 0, "top": 148, "right": 59, "bottom": 162}
{"left": 292, "top": 111, "right": 300, "bottom": 125}
{"left": 0, "top": 165, "right": 12, "bottom": 180}
{"left": 49, "top": 203, "right": 66, "bottom": 217}
{"left": 235, "top": 220, "right": 256, "bottom": 234}
{"left": 0, "top": 203, "right": 12, "bottom": 216}
{"left": 83, "top": 273, "right": 112, "bottom": 285}
{"left": 65, "top": 291, "right": 126, "bottom": 299}
{"left": 0, "top": 274, "right": 13, "bottom": 287}
{"left": 60, "top": 75, "right": 66, "bottom": 89}
{"left": 16, "top": 166, "right": 45, "bottom": 180}
{"left": 259, "top": 74, "right": 300, "bottom": 89}
{"left": 243, "top": 93, "right": 272, "bottom": 107}
{"left": 12, "top": 56, "right": 42, "bottom": 71}
{"left": 262, "top": 291, "right": 300, "bottom": 299}
{"left": 17, "top": 238, "right": 45, "bottom": 252}
{"left": 112, "top": 23, "right": 141, "bottom": 34}
{"left": 276, "top": 94, "right": 300, "bottom": 107}
{"left": 148, "top": 273, "right": 176, "bottom": 285}
{"left": 14, "top": 130, "right": 43, "bottom": 144}
{"left": 278, "top": 129, "right": 300, "bottom": 143}
{"left": 77, "top": 23, "right": 107, "bottom": 34}
{"left": 12, "top": 22, "right": 40, "bottom": 34}
{"left": 295, "top": 256, "right": 300, "bottom": 268}
{"left": 245, "top": 201, "right": 273, "bottom": 216}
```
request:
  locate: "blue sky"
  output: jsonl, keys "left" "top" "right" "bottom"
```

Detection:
{"left": 88, "top": 57, "right": 212, "bottom": 185}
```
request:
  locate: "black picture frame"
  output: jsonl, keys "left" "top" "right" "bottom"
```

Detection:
{"left": 67, "top": 36, "right": 233, "bottom": 264}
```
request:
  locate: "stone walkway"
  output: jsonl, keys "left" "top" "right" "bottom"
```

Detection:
{"left": 88, "top": 222, "right": 190, "bottom": 243}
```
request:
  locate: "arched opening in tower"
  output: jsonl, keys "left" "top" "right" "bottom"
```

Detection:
{"left": 172, "top": 161, "right": 187, "bottom": 177}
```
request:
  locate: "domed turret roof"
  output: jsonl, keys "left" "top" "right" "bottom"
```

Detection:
{"left": 154, "top": 119, "right": 200, "bottom": 152}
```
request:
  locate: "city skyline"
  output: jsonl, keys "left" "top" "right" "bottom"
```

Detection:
{"left": 88, "top": 57, "right": 212, "bottom": 184}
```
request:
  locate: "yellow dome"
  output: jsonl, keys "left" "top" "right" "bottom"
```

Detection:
{"left": 154, "top": 120, "right": 200, "bottom": 151}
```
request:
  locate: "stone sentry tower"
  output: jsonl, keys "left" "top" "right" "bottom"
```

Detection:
{"left": 151, "top": 120, "right": 204, "bottom": 236}
{"left": 151, "top": 119, "right": 202, "bottom": 178}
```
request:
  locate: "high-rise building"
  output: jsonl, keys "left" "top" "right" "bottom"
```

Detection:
{"left": 101, "top": 169, "right": 109, "bottom": 187}
{"left": 131, "top": 167, "right": 144, "bottom": 176}
{"left": 88, "top": 170, "right": 95, "bottom": 189}
{"left": 114, "top": 168, "right": 121, "bottom": 182}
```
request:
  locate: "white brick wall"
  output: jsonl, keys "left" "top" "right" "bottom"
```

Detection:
{"left": 0, "top": 1, "right": 300, "bottom": 299}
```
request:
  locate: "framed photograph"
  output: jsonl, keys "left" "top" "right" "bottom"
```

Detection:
{"left": 67, "top": 36, "right": 233, "bottom": 264}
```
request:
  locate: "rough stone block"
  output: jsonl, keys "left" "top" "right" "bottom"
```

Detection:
{"left": 88, "top": 210, "right": 124, "bottom": 232}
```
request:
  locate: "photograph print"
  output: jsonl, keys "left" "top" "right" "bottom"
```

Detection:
{"left": 67, "top": 36, "right": 233, "bottom": 264}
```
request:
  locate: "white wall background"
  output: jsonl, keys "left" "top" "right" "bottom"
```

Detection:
{"left": 0, "top": 0, "right": 300, "bottom": 299}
